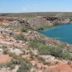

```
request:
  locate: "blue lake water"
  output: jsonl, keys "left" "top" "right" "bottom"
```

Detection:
{"left": 41, "top": 24, "right": 72, "bottom": 44}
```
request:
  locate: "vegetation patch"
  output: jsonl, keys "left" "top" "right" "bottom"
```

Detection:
{"left": 29, "top": 40, "right": 72, "bottom": 60}
{"left": 15, "top": 34, "right": 27, "bottom": 41}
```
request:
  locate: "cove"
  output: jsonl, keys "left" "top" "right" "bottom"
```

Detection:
{"left": 41, "top": 24, "right": 72, "bottom": 44}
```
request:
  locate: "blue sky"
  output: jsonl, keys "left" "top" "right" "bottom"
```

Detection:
{"left": 0, "top": 0, "right": 72, "bottom": 13}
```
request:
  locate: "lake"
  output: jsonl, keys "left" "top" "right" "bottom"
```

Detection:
{"left": 41, "top": 24, "right": 72, "bottom": 44}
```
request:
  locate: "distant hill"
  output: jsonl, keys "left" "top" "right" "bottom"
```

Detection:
{"left": 0, "top": 12, "right": 72, "bottom": 17}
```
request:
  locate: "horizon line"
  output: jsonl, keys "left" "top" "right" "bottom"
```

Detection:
{"left": 1, "top": 11, "right": 72, "bottom": 14}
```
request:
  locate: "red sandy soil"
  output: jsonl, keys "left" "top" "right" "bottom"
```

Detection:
{"left": 0, "top": 55, "right": 12, "bottom": 64}
{"left": 48, "top": 63, "right": 72, "bottom": 72}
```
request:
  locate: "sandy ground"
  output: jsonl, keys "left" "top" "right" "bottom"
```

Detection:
{"left": 48, "top": 63, "right": 72, "bottom": 72}
{"left": 0, "top": 55, "right": 12, "bottom": 64}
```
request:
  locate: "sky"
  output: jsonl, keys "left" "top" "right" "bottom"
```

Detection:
{"left": 0, "top": 0, "right": 72, "bottom": 13}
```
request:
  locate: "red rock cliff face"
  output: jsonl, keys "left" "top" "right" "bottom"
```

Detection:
{"left": 0, "top": 17, "right": 15, "bottom": 25}
{"left": 44, "top": 16, "right": 70, "bottom": 25}
{"left": 28, "top": 16, "right": 53, "bottom": 29}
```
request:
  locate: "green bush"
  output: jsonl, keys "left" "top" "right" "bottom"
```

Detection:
{"left": 38, "top": 27, "right": 44, "bottom": 31}
{"left": 17, "top": 62, "right": 31, "bottom": 72}
{"left": 15, "top": 34, "right": 26, "bottom": 41}
{"left": 21, "top": 28, "right": 28, "bottom": 32}
{"left": 62, "top": 51, "right": 72, "bottom": 60}
{"left": 6, "top": 57, "right": 32, "bottom": 71}
{"left": 29, "top": 40, "right": 52, "bottom": 55}
{"left": 29, "top": 40, "right": 72, "bottom": 60}
{"left": 17, "top": 58, "right": 32, "bottom": 72}
{"left": 49, "top": 47, "right": 63, "bottom": 57}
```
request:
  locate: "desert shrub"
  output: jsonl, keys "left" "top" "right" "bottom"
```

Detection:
{"left": 21, "top": 28, "right": 28, "bottom": 32}
{"left": 62, "top": 51, "right": 72, "bottom": 60}
{"left": 15, "top": 34, "right": 26, "bottom": 41}
{"left": 29, "top": 40, "right": 52, "bottom": 55}
{"left": 29, "top": 40, "right": 72, "bottom": 60}
{"left": 6, "top": 57, "right": 32, "bottom": 71}
{"left": 49, "top": 47, "right": 63, "bottom": 57}
{"left": 17, "top": 62, "right": 31, "bottom": 72}
{"left": 2, "top": 45, "right": 7, "bottom": 49}
{"left": 38, "top": 27, "right": 44, "bottom": 31}
{"left": 0, "top": 64, "right": 6, "bottom": 69}
{"left": 16, "top": 58, "right": 32, "bottom": 72}
{"left": 6, "top": 61, "right": 15, "bottom": 70}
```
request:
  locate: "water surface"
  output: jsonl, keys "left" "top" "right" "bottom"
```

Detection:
{"left": 41, "top": 24, "right": 72, "bottom": 44}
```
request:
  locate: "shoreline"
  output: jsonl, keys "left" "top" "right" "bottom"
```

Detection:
{"left": 38, "top": 24, "right": 72, "bottom": 47}
{"left": 38, "top": 23, "right": 72, "bottom": 32}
